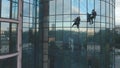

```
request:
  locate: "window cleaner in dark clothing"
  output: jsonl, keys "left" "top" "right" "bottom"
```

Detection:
{"left": 90, "top": 9, "right": 97, "bottom": 24}
{"left": 72, "top": 16, "right": 81, "bottom": 29}
{"left": 87, "top": 12, "right": 91, "bottom": 22}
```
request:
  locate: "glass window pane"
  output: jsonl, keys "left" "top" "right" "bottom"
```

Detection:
{"left": 64, "top": 0, "right": 71, "bottom": 14}
{"left": 49, "top": 22, "right": 55, "bottom": 27}
{"left": 96, "top": 16, "right": 100, "bottom": 22}
{"left": 95, "top": 23, "right": 100, "bottom": 27}
{"left": 23, "top": 3, "right": 30, "bottom": 16}
{"left": 88, "top": 0, "right": 94, "bottom": 13}
{"left": 101, "top": 17, "right": 105, "bottom": 23}
{"left": 106, "top": 24, "right": 109, "bottom": 28}
{"left": 1, "top": 0, "right": 10, "bottom": 18}
{"left": 80, "top": 22, "right": 87, "bottom": 28}
{"left": 0, "top": 22, "right": 17, "bottom": 54}
{"left": 56, "top": 28, "right": 63, "bottom": 41}
{"left": 106, "top": 17, "right": 109, "bottom": 23}
{"left": 110, "top": 5, "right": 112, "bottom": 17}
{"left": 12, "top": 1, "right": 18, "bottom": 19}
{"left": 49, "top": 16, "right": 55, "bottom": 22}
{"left": 56, "top": 0, "right": 62, "bottom": 14}
{"left": 30, "top": 5, "right": 33, "bottom": 17}
{"left": 106, "top": 3, "right": 109, "bottom": 17}
{"left": 24, "top": 0, "right": 29, "bottom": 2}
{"left": 80, "top": 0, "right": 86, "bottom": 14}
{"left": 72, "top": 0, "right": 79, "bottom": 14}
{"left": 49, "top": 0, "right": 55, "bottom": 15}
{"left": 56, "top": 22, "right": 62, "bottom": 27}
{"left": 56, "top": 16, "right": 62, "bottom": 22}
{"left": 95, "top": 0, "right": 100, "bottom": 15}
{"left": 63, "top": 22, "right": 70, "bottom": 27}
{"left": 64, "top": 15, "right": 70, "bottom": 21}
{"left": 81, "top": 15, "right": 87, "bottom": 21}
{"left": 0, "top": 57, "right": 17, "bottom": 68}
{"left": 1, "top": 23, "right": 9, "bottom": 54}
{"left": 101, "top": 1, "right": 105, "bottom": 16}
{"left": 23, "top": 17, "right": 29, "bottom": 23}
{"left": 101, "top": 23, "right": 105, "bottom": 28}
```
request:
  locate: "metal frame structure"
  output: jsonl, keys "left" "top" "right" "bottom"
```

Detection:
{"left": 0, "top": 0, "right": 22, "bottom": 68}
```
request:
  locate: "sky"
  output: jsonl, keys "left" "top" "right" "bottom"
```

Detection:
{"left": 116, "top": 0, "right": 120, "bottom": 25}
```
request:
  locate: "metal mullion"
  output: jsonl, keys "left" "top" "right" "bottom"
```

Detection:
{"left": 113, "top": 2, "right": 115, "bottom": 68}
{"left": 62, "top": 0, "right": 64, "bottom": 58}
{"left": 109, "top": 0, "right": 110, "bottom": 32}
{"left": 93, "top": 0, "right": 95, "bottom": 59}
{"left": 0, "top": 53, "right": 18, "bottom": 59}
{"left": 111, "top": 3, "right": 114, "bottom": 68}
{"left": 0, "top": 0, "right": 1, "bottom": 18}
{"left": 70, "top": 0, "right": 72, "bottom": 68}
{"left": 78, "top": 0, "right": 80, "bottom": 59}
{"left": 100, "top": 0, "right": 102, "bottom": 67}
{"left": 86, "top": 0, "right": 88, "bottom": 67}
{"left": 99, "top": 0, "right": 102, "bottom": 67}
{"left": 0, "top": 0, "right": 2, "bottom": 49}
{"left": 78, "top": 0, "right": 81, "bottom": 67}
{"left": 10, "top": 0, "right": 13, "bottom": 19}
{"left": 0, "top": 0, "right": 1, "bottom": 50}
{"left": 54, "top": 2, "right": 57, "bottom": 66}
{"left": 0, "top": 18, "right": 19, "bottom": 23}
{"left": 28, "top": 0, "right": 31, "bottom": 47}
{"left": 105, "top": 0, "right": 107, "bottom": 67}
{"left": 38, "top": 1, "right": 43, "bottom": 68}
{"left": 33, "top": 0, "right": 39, "bottom": 68}
{"left": 62, "top": 0, "right": 64, "bottom": 67}
{"left": 17, "top": 0, "right": 23, "bottom": 68}
{"left": 9, "top": 0, "right": 13, "bottom": 54}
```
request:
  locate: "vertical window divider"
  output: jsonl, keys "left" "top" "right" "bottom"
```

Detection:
{"left": 0, "top": 0, "right": 1, "bottom": 50}
{"left": 70, "top": 0, "right": 72, "bottom": 67}
{"left": 86, "top": 0, "right": 88, "bottom": 67}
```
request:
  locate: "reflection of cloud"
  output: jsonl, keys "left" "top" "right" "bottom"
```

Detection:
{"left": 49, "top": 0, "right": 80, "bottom": 15}
{"left": 116, "top": 0, "right": 120, "bottom": 25}
{"left": 72, "top": 6, "right": 80, "bottom": 14}
{"left": 49, "top": 0, "right": 81, "bottom": 22}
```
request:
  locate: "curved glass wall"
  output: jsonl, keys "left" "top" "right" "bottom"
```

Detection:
{"left": 22, "top": 0, "right": 43, "bottom": 68}
{"left": 1, "top": 0, "right": 18, "bottom": 19}
{"left": 0, "top": 1, "right": 18, "bottom": 54}
{"left": 48, "top": 0, "right": 115, "bottom": 68}
{"left": 0, "top": 22, "right": 17, "bottom": 54}
{"left": 0, "top": 0, "right": 22, "bottom": 68}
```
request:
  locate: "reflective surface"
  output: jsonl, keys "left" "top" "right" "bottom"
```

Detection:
{"left": 22, "top": 0, "right": 43, "bottom": 68}
{"left": 22, "top": 0, "right": 115, "bottom": 68}
{"left": 0, "top": 56, "right": 17, "bottom": 68}
{"left": 1, "top": 0, "right": 18, "bottom": 19}
{"left": 48, "top": 0, "right": 115, "bottom": 68}
{"left": 0, "top": 22, "right": 17, "bottom": 55}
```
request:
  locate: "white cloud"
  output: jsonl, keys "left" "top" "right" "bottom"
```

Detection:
{"left": 116, "top": 0, "right": 120, "bottom": 25}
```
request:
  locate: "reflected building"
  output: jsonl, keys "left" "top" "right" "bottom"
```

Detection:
{"left": 115, "top": 25, "right": 120, "bottom": 34}
{"left": 0, "top": 0, "right": 115, "bottom": 68}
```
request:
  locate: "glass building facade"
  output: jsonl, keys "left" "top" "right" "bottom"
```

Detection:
{"left": 0, "top": 0, "right": 22, "bottom": 68}
{"left": 0, "top": 0, "right": 115, "bottom": 68}
{"left": 48, "top": 0, "right": 115, "bottom": 68}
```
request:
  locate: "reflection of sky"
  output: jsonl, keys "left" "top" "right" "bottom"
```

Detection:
{"left": 49, "top": 0, "right": 116, "bottom": 31}
{"left": 1, "top": 0, "right": 10, "bottom": 18}
{"left": 1, "top": 0, "right": 18, "bottom": 18}
{"left": 1, "top": 0, "right": 116, "bottom": 31}
{"left": 116, "top": 0, "right": 120, "bottom": 25}
{"left": 1, "top": 23, "right": 9, "bottom": 31}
